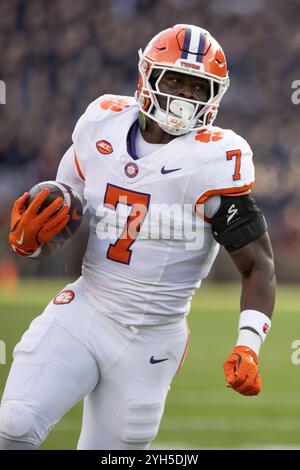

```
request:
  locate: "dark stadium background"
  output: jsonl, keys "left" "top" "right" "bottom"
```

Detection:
{"left": 0, "top": 0, "right": 300, "bottom": 449}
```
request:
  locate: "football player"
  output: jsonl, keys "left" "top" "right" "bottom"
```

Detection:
{"left": 1, "top": 24, "right": 276, "bottom": 450}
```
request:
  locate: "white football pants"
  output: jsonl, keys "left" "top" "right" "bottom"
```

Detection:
{"left": 0, "top": 277, "right": 189, "bottom": 449}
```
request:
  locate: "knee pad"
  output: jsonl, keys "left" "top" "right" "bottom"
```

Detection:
{"left": 118, "top": 397, "right": 164, "bottom": 445}
{"left": 0, "top": 402, "right": 34, "bottom": 439}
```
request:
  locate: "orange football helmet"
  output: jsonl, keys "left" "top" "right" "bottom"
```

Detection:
{"left": 136, "top": 24, "right": 229, "bottom": 136}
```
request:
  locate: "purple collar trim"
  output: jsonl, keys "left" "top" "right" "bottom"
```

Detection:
{"left": 126, "top": 119, "right": 139, "bottom": 160}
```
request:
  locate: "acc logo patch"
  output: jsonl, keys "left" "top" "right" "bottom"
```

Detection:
{"left": 96, "top": 140, "right": 113, "bottom": 155}
{"left": 53, "top": 290, "right": 75, "bottom": 305}
{"left": 195, "top": 129, "right": 224, "bottom": 143}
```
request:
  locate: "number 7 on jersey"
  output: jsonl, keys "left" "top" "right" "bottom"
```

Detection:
{"left": 104, "top": 183, "right": 151, "bottom": 265}
{"left": 226, "top": 149, "right": 242, "bottom": 181}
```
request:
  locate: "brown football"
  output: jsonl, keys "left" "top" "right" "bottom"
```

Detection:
{"left": 26, "top": 181, "right": 83, "bottom": 242}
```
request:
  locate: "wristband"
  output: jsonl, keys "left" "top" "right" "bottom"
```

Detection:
{"left": 236, "top": 329, "right": 262, "bottom": 355}
{"left": 238, "top": 309, "right": 271, "bottom": 343}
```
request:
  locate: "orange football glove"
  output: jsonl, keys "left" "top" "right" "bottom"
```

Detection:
{"left": 9, "top": 189, "right": 70, "bottom": 257}
{"left": 223, "top": 345, "right": 262, "bottom": 396}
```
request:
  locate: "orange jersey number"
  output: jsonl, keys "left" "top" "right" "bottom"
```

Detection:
{"left": 226, "top": 149, "right": 241, "bottom": 181}
{"left": 104, "top": 183, "right": 151, "bottom": 264}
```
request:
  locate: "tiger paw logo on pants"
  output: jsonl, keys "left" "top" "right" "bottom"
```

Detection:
{"left": 53, "top": 290, "right": 75, "bottom": 305}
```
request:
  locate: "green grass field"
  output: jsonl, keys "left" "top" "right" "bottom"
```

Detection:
{"left": 0, "top": 279, "right": 299, "bottom": 449}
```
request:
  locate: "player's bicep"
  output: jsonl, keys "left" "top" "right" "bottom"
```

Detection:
{"left": 209, "top": 194, "right": 267, "bottom": 252}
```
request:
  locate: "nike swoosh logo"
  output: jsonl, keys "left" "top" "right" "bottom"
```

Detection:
{"left": 150, "top": 356, "right": 169, "bottom": 364}
{"left": 161, "top": 166, "right": 181, "bottom": 175}
{"left": 16, "top": 230, "right": 24, "bottom": 245}
{"left": 72, "top": 208, "right": 82, "bottom": 221}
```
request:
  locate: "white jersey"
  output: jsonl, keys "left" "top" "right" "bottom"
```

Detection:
{"left": 56, "top": 94, "right": 255, "bottom": 325}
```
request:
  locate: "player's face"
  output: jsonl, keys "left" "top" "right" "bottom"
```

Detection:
{"left": 156, "top": 70, "right": 210, "bottom": 107}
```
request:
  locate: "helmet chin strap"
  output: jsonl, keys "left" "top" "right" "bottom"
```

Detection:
{"left": 154, "top": 99, "right": 197, "bottom": 136}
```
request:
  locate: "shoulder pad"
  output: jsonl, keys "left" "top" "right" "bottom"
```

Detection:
{"left": 84, "top": 94, "right": 137, "bottom": 122}
{"left": 192, "top": 126, "right": 249, "bottom": 149}
{"left": 72, "top": 94, "right": 137, "bottom": 144}
{"left": 195, "top": 128, "right": 255, "bottom": 204}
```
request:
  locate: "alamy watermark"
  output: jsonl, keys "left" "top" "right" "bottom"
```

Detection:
{"left": 291, "top": 340, "right": 300, "bottom": 364}
{"left": 291, "top": 80, "right": 300, "bottom": 104}
{"left": 0, "top": 80, "right": 6, "bottom": 104}
{"left": 95, "top": 200, "right": 207, "bottom": 251}
{"left": 0, "top": 340, "right": 6, "bottom": 364}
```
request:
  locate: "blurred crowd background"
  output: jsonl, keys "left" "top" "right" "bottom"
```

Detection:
{"left": 0, "top": 0, "right": 299, "bottom": 285}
